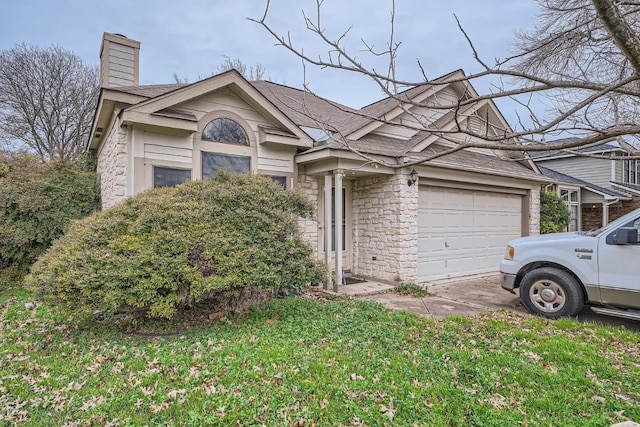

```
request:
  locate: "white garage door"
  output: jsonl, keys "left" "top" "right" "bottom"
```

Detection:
{"left": 418, "top": 186, "right": 522, "bottom": 282}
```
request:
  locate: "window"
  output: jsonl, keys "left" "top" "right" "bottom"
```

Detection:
{"left": 201, "top": 152, "right": 250, "bottom": 179}
{"left": 202, "top": 118, "right": 248, "bottom": 145}
{"left": 268, "top": 176, "right": 287, "bottom": 188}
{"left": 622, "top": 159, "right": 639, "bottom": 185}
{"left": 560, "top": 188, "right": 580, "bottom": 232}
{"left": 153, "top": 166, "right": 191, "bottom": 188}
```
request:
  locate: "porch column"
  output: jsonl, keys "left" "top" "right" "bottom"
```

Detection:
{"left": 324, "top": 174, "right": 332, "bottom": 290}
{"left": 334, "top": 171, "right": 343, "bottom": 292}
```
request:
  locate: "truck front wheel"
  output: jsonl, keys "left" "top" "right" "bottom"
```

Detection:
{"left": 520, "top": 267, "right": 584, "bottom": 318}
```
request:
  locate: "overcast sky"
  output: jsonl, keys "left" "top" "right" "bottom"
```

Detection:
{"left": 0, "top": 0, "right": 539, "bottom": 111}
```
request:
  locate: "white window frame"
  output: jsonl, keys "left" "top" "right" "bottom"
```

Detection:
{"left": 622, "top": 159, "right": 639, "bottom": 185}
{"left": 559, "top": 187, "right": 581, "bottom": 232}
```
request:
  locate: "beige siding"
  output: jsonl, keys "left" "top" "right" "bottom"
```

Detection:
{"left": 140, "top": 130, "right": 193, "bottom": 164}
{"left": 372, "top": 123, "right": 418, "bottom": 140}
{"left": 257, "top": 144, "right": 295, "bottom": 172}
{"left": 537, "top": 157, "right": 612, "bottom": 189}
{"left": 178, "top": 88, "right": 272, "bottom": 132}
{"left": 582, "top": 190, "right": 606, "bottom": 204}
{"left": 371, "top": 96, "right": 456, "bottom": 140}
{"left": 105, "top": 44, "right": 136, "bottom": 87}
{"left": 431, "top": 86, "right": 461, "bottom": 106}
{"left": 124, "top": 88, "right": 298, "bottom": 196}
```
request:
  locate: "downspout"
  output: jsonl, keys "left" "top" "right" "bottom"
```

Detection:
{"left": 602, "top": 198, "right": 619, "bottom": 226}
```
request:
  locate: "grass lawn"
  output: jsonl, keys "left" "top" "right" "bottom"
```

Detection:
{"left": 1, "top": 284, "right": 639, "bottom": 426}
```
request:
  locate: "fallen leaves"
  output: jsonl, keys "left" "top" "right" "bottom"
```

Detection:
{"left": 379, "top": 397, "right": 395, "bottom": 421}
{"left": 78, "top": 395, "right": 107, "bottom": 412}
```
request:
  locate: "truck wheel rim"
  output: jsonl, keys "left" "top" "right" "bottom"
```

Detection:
{"left": 529, "top": 280, "right": 565, "bottom": 313}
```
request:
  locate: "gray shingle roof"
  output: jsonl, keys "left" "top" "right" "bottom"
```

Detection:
{"left": 110, "top": 84, "right": 186, "bottom": 98}
{"left": 415, "top": 144, "right": 543, "bottom": 180}
{"left": 531, "top": 140, "right": 620, "bottom": 159}
{"left": 537, "top": 166, "right": 630, "bottom": 198}
{"left": 104, "top": 75, "right": 543, "bottom": 181}
{"left": 251, "top": 81, "right": 358, "bottom": 132}
{"left": 305, "top": 137, "right": 542, "bottom": 180}
{"left": 611, "top": 181, "right": 640, "bottom": 195}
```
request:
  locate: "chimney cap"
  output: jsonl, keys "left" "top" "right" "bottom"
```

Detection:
{"left": 100, "top": 32, "right": 141, "bottom": 55}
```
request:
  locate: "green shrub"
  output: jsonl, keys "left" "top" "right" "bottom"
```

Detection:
{"left": 394, "top": 282, "right": 433, "bottom": 298}
{"left": 540, "top": 190, "right": 571, "bottom": 234}
{"left": 0, "top": 157, "right": 100, "bottom": 270}
{"left": 26, "top": 172, "right": 327, "bottom": 319}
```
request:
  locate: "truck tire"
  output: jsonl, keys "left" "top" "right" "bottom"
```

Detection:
{"left": 519, "top": 267, "right": 584, "bottom": 319}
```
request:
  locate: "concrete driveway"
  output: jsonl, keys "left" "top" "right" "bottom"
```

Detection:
{"left": 357, "top": 273, "right": 640, "bottom": 331}
{"left": 359, "top": 274, "right": 524, "bottom": 318}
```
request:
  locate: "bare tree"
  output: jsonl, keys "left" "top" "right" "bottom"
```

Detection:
{"left": 0, "top": 44, "right": 99, "bottom": 162}
{"left": 216, "top": 56, "right": 267, "bottom": 81}
{"left": 172, "top": 57, "right": 268, "bottom": 84}
{"left": 251, "top": 0, "right": 640, "bottom": 166}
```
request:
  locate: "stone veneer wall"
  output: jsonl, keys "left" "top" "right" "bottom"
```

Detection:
{"left": 97, "top": 121, "right": 128, "bottom": 209}
{"left": 297, "top": 174, "right": 320, "bottom": 258}
{"left": 352, "top": 171, "right": 418, "bottom": 283}
{"left": 528, "top": 188, "right": 541, "bottom": 236}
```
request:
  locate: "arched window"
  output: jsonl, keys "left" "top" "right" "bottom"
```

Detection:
{"left": 202, "top": 118, "right": 248, "bottom": 145}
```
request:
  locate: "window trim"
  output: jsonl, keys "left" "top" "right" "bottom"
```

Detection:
{"left": 194, "top": 110, "right": 256, "bottom": 180}
{"left": 622, "top": 159, "right": 639, "bottom": 185}
{"left": 559, "top": 186, "right": 581, "bottom": 232}
{"left": 140, "top": 159, "right": 194, "bottom": 194}
{"left": 201, "top": 151, "right": 251, "bottom": 179}
{"left": 153, "top": 165, "right": 192, "bottom": 188}
{"left": 201, "top": 118, "right": 249, "bottom": 146}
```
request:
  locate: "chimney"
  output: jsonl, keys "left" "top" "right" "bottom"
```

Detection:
{"left": 99, "top": 32, "right": 140, "bottom": 88}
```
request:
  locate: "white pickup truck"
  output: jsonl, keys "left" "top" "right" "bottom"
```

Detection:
{"left": 500, "top": 207, "right": 640, "bottom": 320}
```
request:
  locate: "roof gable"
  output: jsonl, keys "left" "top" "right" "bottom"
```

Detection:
{"left": 122, "top": 70, "right": 311, "bottom": 145}
{"left": 345, "top": 70, "right": 468, "bottom": 140}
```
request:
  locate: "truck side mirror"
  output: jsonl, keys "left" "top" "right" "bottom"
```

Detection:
{"left": 613, "top": 227, "right": 638, "bottom": 245}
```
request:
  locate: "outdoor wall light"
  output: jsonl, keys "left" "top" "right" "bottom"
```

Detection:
{"left": 407, "top": 169, "right": 418, "bottom": 186}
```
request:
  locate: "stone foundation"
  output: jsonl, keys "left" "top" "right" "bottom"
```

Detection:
{"left": 97, "top": 119, "right": 128, "bottom": 209}
{"left": 528, "top": 188, "right": 541, "bottom": 236}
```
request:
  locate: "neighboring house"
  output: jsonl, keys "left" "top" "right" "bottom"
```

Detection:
{"left": 534, "top": 141, "right": 640, "bottom": 231}
{"left": 88, "top": 33, "right": 546, "bottom": 286}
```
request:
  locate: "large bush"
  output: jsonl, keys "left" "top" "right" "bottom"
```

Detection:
{"left": 0, "top": 156, "right": 100, "bottom": 270}
{"left": 540, "top": 190, "right": 571, "bottom": 234}
{"left": 26, "top": 172, "right": 327, "bottom": 319}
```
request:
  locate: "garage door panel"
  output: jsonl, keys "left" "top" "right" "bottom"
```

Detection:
{"left": 418, "top": 186, "right": 522, "bottom": 282}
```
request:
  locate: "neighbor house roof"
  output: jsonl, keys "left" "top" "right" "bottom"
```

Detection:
{"left": 532, "top": 140, "right": 621, "bottom": 160}
{"left": 538, "top": 166, "right": 630, "bottom": 199}
{"left": 611, "top": 181, "right": 640, "bottom": 196}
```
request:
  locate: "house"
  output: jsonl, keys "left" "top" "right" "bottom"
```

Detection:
{"left": 534, "top": 141, "right": 640, "bottom": 231}
{"left": 88, "top": 33, "right": 546, "bottom": 288}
